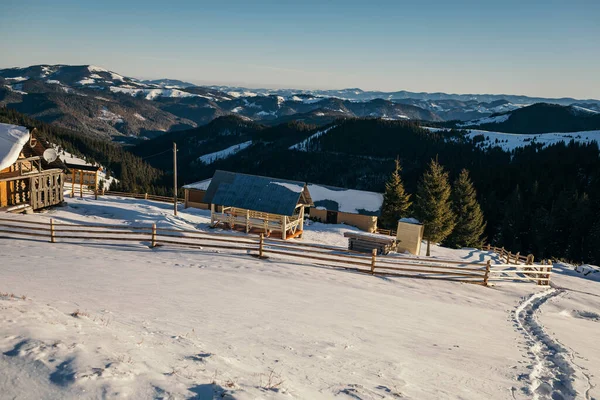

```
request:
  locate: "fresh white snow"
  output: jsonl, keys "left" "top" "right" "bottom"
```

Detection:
{"left": 271, "top": 181, "right": 304, "bottom": 193}
{"left": 182, "top": 178, "right": 212, "bottom": 191}
{"left": 198, "top": 141, "right": 253, "bottom": 164}
{"left": 0, "top": 123, "right": 29, "bottom": 171}
{"left": 0, "top": 195, "right": 598, "bottom": 399}
{"left": 288, "top": 126, "right": 336, "bottom": 151}
{"left": 77, "top": 78, "right": 96, "bottom": 85}
{"left": 308, "top": 184, "right": 383, "bottom": 214}
{"left": 425, "top": 127, "right": 600, "bottom": 151}
{"left": 4, "top": 76, "right": 28, "bottom": 82}
{"left": 109, "top": 86, "right": 198, "bottom": 100}
{"left": 457, "top": 114, "right": 511, "bottom": 127}
{"left": 97, "top": 107, "right": 124, "bottom": 124}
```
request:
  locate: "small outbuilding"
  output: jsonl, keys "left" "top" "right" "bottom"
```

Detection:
{"left": 203, "top": 170, "right": 314, "bottom": 239}
{"left": 396, "top": 218, "right": 424, "bottom": 255}
{"left": 65, "top": 162, "right": 103, "bottom": 198}
{"left": 0, "top": 123, "right": 66, "bottom": 212}
{"left": 307, "top": 184, "right": 383, "bottom": 233}
{"left": 183, "top": 178, "right": 212, "bottom": 210}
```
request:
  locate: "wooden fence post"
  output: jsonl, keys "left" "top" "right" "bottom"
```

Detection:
{"left": 259, "top": 233, "right": 264, "bottom": 258}
{"left": 370, "top": 249, "right": 377, "bottom": 275}
{"left": 506, "top": 251, "right": 511, "bottom": 264}
{"left": 151, "top": 223, "right": 157, "bottom": 248}
{"left": 538, "top": 260, "right": 546, "bottom": 285}
{"left": 484, "top": 260, "right": 491, "bottom": 286}
{"left": 50, "top": 218, "right": 55, "bottom": 243}
{"left": 515, "top": 252, "right": 520, "bottom": 265}
{"left": 145, "top": 193, "right": 148, "bottom": 200}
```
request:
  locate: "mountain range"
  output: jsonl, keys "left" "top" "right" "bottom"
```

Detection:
{"left": 1, "top": 64, "right": 599, "bottom": 140}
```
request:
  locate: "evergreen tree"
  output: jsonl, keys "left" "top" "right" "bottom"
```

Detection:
{"left": 380, "top": 158, "right": 411, "bottom": 228}
{"left": 445, "top": 169, "right": 486, "bottom": 248}
{"left": 414, "top": 159, "right": 456, "bottom": 256}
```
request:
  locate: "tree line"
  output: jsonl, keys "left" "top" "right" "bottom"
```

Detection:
{"left": 380, "top": 158, "right": 485, "bottom": 255}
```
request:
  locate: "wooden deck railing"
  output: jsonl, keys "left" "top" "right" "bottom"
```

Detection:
{"left": 0, "top": 217, "right": 551, "bottom": 287}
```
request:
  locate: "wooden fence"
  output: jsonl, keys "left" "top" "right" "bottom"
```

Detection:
{"left": 482, "top": 244, "right": 551, "bottom": 286}
{"left": 0, "top": 217, "right": 551, "bottom": 287}
{"left": 63, "top": 183, "right": 184, "bottom": 204}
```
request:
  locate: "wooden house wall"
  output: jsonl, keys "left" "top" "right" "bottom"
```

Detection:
{"left": 309, "top": 208, "right": 378, "bottom": 233}
{"left": 184, "top": 188, "right": 210, "bottom": 210}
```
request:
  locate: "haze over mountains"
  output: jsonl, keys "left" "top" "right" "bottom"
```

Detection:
{"left": 1, "top": 64, "right": 599, "bottom": 140}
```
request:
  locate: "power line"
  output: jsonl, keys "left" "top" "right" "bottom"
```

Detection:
{"left": 141, "top": 149, "right": 172, "bottom": 160}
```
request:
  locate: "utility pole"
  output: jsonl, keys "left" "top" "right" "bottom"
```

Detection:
{"left": 173, "top": 142, "right": 178, "bottom": 216}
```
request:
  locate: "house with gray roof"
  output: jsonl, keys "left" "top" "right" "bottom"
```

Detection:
{"left": 203, "top": 170, "right": 313, "bottom": 239}
{"left": 183, "top": 178, "right": 212, "bottom": 210}
{"left": 307, "top": 183, "right": 384, "bottom": 232}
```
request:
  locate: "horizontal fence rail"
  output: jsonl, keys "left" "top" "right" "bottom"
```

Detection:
{"left": 63, "top": 183, "right": 184, "bottom": 204}
{"left": 0, "top": 216, "right": 550, "bottom": 286}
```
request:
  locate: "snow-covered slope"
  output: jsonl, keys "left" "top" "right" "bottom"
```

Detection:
{"left": 198, "top": 141, "right": 253, "bottom": 164}
{"left": 1, "top": 195, "right": 599, "bottom": 399}
{"left": 426, "top": 127, "right": 600, "bottom": 151}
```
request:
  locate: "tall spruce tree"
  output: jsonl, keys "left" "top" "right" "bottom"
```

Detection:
{"left": 414, "top": 158, "right": 456, "bottom": 256}
{"left": 445, "top": 169, "right": 486, "bottom": 248}
{"left": 380, "top": 158, "right": 412, "bottom": 228}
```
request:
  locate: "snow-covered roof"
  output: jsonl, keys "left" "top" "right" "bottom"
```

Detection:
{"left": 183, "top": 178, "right": 212, "bottom": 191}
{"left": 0, "top": 123, "right": 29, "bottom": 171}
{"left": 307, "top": 184, "right": 383, "bottom": 216}
{"left": 399, "top": 217, "right": 421, "bottom": 225}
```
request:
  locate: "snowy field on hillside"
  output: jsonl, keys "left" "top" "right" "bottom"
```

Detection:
{"left": 425, "top": 127, "right": 600, "bottom": 152}
{"left": 198, "top": 141, "right": 253, "bottom": 165}
{"left": 1, "top": 195, "right": 599, "bottom": 399}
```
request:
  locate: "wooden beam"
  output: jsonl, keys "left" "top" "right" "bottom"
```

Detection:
{"left": 94, "top": 170, "right": 99, "bottom": 200}
{"left": 71, "top": 168, "right": 75, "bottom": 198}
{"left": 281, "top": 215, "right": 287, "bottom": 240}
{"left": 298, "top": 206, "right": 304, "bottom": 238}
{"left": 79, "top": 170, "right": 83, "bottom": 199}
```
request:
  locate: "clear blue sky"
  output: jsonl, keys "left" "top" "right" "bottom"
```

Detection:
{"left": 2, "top": 0, "right": 599, "bottom": 99}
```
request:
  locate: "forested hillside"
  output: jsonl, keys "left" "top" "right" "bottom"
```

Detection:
{"left": 0, "top": 107, "right": 167, "bottom": 193}
{"left": 135, "top": 117, "right": 600, "bottom": 264}
{"left": 4, "top": 106, "right": 600, "bottom": 264}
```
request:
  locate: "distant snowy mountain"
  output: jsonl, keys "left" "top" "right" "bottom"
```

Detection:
{"left": 140, "top": 78, "right": 196, "bottom": 88}
{"left": 451, "top": 103, "right": 600, "bottom": 134}
{"left": 2, "top": 64, "right": 599, "bottom": 139}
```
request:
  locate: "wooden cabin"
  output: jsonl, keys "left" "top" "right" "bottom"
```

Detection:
{"left": 0, "top": 123, "right": 66, "bottom": 212}
{"left": 183, "top": 178, "right": 212, "bottom": 210}
{"left": 307, "top": 184, "right": 383, "bottom": 233}
{"left": 204, "top": 170, "right": 313, "bottom": 240}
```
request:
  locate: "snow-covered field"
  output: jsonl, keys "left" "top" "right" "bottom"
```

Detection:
{"left": 1, "top": 195, "right": 599, "bottom": 399}
{"left": 425, "top": 126, "right": 600, "bottom": 152}
{"left": 198, "top": 141, "right": 253, "bottom": 165}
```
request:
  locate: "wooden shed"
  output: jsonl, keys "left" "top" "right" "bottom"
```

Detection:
{"left": 0, "top": 124, "right": 66, "bottom": 212}
{"left": 307, "top": 184, "right": 383, "bottom": 233}
{"left": 204, "top": 170, "right": 313, "bottom": 240}
{"left": 396, "top": 218, "right": 424, "bottom": 255}
{"left": 183, "top": 178, "right": 212, "bottom": 210}
{"left": 65, "top": 162, "right": 103, "bottom": 199}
